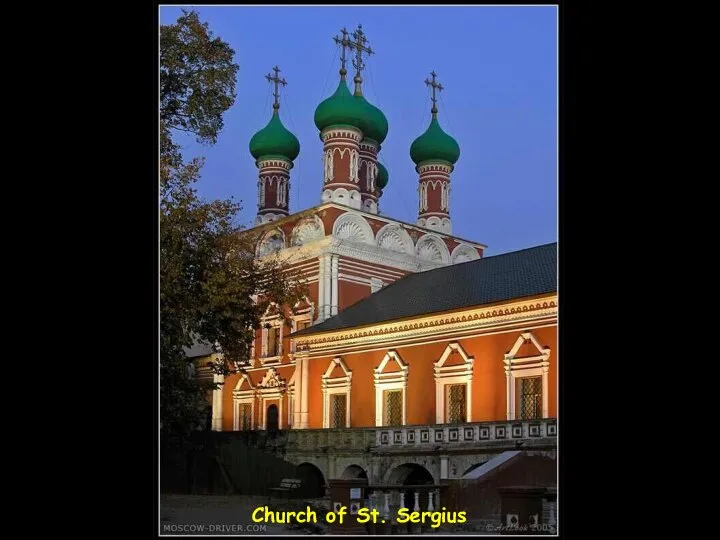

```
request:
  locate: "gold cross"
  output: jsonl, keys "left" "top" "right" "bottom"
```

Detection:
{"left": 347, "top": 24, "right": 374, "bottom": 78}
{"left": 425, "top": 71, "right": 444, "bottom": 117}
{"left": 265, "top": 65, "right": 287, "bottom": 111}
{"left": 333, "top": 27, "right": 352, "bottom": 76}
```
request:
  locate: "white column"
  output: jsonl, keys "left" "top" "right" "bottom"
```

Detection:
{"left": 212, "top": 373, "right": 224, "bottom": 431}
{"left": 435, "top": 379, "right": 443, "bottom": 424}
{"left": 505, "top": 362, "right": 513, "bottom": 420}
{"left": 399, "top": 491, "right": 405, "bottom": 509}
{"left": 440, "top": 456, "right": 449, "bottom": 480}
{"left": 293, "top": 363, "right": 302, "bottom": 427}
{"left": 413, "top": 492, "right": 420, "bottom": 512}
{"left": 427, "top": 491, "right": 434, "bottom": 511}
{"left": 323, "top": 255, "right": 332, "bottom": 320}
{"left": 301, "top": 354, "right": 309, "bottom": 428}
{"left": 317, "top": 256, "right": 325, "bottom": 323}
{"left": 331, "top": 255, "right": 339, "bottom": 316}
{"left": 542, "top": 364, "right": 550, "bottom": 418}
{"left": 383, "top": 493, "right": 391, "bottom": 519}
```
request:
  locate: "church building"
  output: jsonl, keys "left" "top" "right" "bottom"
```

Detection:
{"left": 187, "top": 25, "right": 557, "bottom": 499}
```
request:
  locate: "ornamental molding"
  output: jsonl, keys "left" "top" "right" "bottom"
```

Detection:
{"left": 321, "top": 127, "right": 363, "bottom": 143}
{"left": 417, "top": 162, "right": 453, "bottom": 175}
{"left": 375, "top": 223, "right": 414, "bottom": 255}
{"left": 256, "top": 228, "right": 286, "bottom": 257}
{"left": 333, "top": 212, "right": 375, "bottom": 245}
{"left": 294, "top": 296, "right": 558, "bottom": 352}
{"left": 451, "top": 243, "right": 480, "bottom": 264}
{"left": 257, "top": 158, "right": 293, "bottom": 171}
{"left": 359, "top": 140, "right": 379, "bottom": 152}
{"left": 247, "top": 202, "right": 486, "bottom": 250}
{"left": 261, "top": 174, "right": 288, "bottom": 186}
{"left": 291, "top": 215, "right": 326, "bottom": 246}
{"left": 416, "top": 233, "right": 451, "bottom": 264}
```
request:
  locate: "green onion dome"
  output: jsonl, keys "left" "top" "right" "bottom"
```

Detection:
{"left": 376, "top": 161, "right": 389, "bottom": 190}
{"left": 409, "top": 117, "right": 460, "bottom": 166}
{"left": 314, "top": 79, "right": 367, "bottom": 135}
{"left": 249, "top": 109, "right": 300, "bottom": 161}
{"left": 354, "top": 94, "right": 388, "bottom": 144}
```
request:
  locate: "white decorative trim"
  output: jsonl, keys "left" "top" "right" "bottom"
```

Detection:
{"left": 325, "top": 187, "right": 362, "bottom": 209}
{"left": 232, "top": 373, "right": 256, "bottom": 431}
{"left": 291, "top": 215, "right": 325, "bottom": 246}
{"left": 415, "top": 233, "right": 451, "bottom": 263}
{"left": 503, "top": 332, "right": 551, "bottom": 420}
{"left": 349, "top": 149, "right": 359, "bottom": 183}
{"left": 362, "top": 198, "right": 378, "bottom": 215}
{"left": 324, "top": 149, "right": 334, "bottom": 183}
{"left": 434, "top": 342, "right": 474, "bottom": 424}
{"left": 260, "top": 315, "right": 283, "bottom": 363}
{"left": 287, "top": 364, "right": 298, "bottom": 428}
{"left": 322, "top": 357, "right": 352, "bottom": 428}
{"left": 254, "top": 212, "right": 285, "bottom": 226}
{"left": 376, "top": 223, "right": 415, "bottom": 255}
{"left": 359, "top": 139, "right": 379, "bottom": 153}
{"left": 419, "top": 182, "right": 428, "bottom": 212}
{"left": 257, "top": 157, "right": 292, "bottom": 171}
{"left": 291, "top": 299, "right": 315, "bottom": 353}
{"left": 374, "top": 350, "right": 408, "bottom": 426}
{"left": 257, "top": 367, "right": 286, "bottom": 430}
{"left": 370, "top": 277, "right": 384, "bottom": 293}
{"left": 256, "top": 228, "right": 286, "bottom": 257}
{"left": 212, "top": 372, "right": 224, "bottom": 431}
{"left": 441, "top": 217, "right": 452, "bottom": 234}
{"left": 423, "top": 216, "right": 452, "bottom": 234}
{"left": 417, "top": 162, "right": 453, "bottom": 175}
{"left": 332, "top": 212, "right": 375, "bottom": 245}
{"left": 321, "top": 126, "right": 363, "bottom": 143}
{"left": 451, "top": 243, "right": 480, "bottom": 264}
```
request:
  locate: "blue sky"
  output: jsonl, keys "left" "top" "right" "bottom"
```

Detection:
{"left": 160, "top": 5, "right": 557, "bottom": 255}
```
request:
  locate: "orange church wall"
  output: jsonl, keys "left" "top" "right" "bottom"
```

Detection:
{"left": 338, "top": 280, "right": 372, "bottom": 311}
{"left": 220, "top": 364, "right": 297, "bottom": 431}
{"left": 305, "top": 324, "right": 557, "bottom": 428}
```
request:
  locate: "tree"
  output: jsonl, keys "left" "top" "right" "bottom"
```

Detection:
{"left": 160, "top": 11, "right": 305, "bottom": 443}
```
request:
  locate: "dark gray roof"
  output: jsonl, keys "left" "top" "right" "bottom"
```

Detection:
{"left": 293, "top": 242, "right": 557, "bottom": 337}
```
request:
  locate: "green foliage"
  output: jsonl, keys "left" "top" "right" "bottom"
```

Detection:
{"left": 161, "top": 10, "right": 239, "bottom": 146}
{"left": 160, "top": 11, "right": 305, "bottom": 443}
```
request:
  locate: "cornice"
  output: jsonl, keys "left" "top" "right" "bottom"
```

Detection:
{"left": 244, "top": 203, "right": 487, "bottom": 250}
{"left": 295, "top": 296, "right": 558, "bottom": 353}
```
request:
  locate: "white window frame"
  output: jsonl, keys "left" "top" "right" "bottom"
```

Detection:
{"left": 322, "top": 357, "right": 352, "bottom": 428}
{"left": 257, "top": 368, "right": 286, "bottom": 430}
{"left": 504, "top": 332, "right": 550, "bottom": 420}
{"left": 232, "top": 373, "right": 256, "bottom": 431}
{"left": 290, "top": 307, "right": 314, "bottom": 353}
{"left": 260, "top": 316, "right": 283, "bottom": 365}
{"left": 434, "top": 342, "right": 474, "bottom": 424}
{"left": 374, "top": 350, "right": 409, "bottom": 427}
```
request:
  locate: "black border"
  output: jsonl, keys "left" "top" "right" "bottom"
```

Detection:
{"left": 149, "top": 1, "right": 631, "bottom": 537}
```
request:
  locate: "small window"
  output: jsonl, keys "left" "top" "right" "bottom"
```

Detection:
{"left": 446, "top": 384, "right": 467, "bottom": 423}
{"left": 296, "top": 320, "right": 311, "bottom": 332}
{"left": 384, "top": 390, "right": 402, "bottom": 426}
{"left": 517, "top": 377, "right": 542, "bottom": 420}
{"left": 267, "top": 326, "right": 280, "bottom": 357}
{"left": 239, "top": 403, "right": 252, "bottom": 431}
{"left": 331, "top": 393, "right": 347, "bottom": 428}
